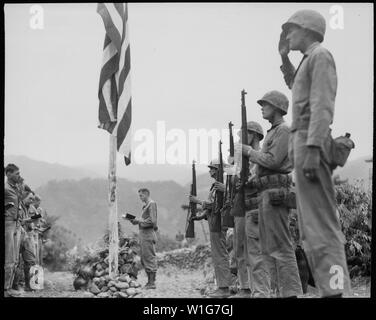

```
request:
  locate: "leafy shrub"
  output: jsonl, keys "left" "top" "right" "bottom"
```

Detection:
{"left": 42, "top": 215, "right": 78, "bottom": 271}
{"left": 335, "top": 182, "right": 371, "bottom": 277}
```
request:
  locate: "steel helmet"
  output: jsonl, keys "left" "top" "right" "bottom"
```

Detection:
{"left": 247, "top": 121, "right": 264, "bottom": 141}
{"left": 208, "top": 159, "right": 221, "bottom": 169}
{"left": 257, "top": 90, "right": 289, "bottom": 115}
{"left": 282, "top": 10, "right": 326, "bottom": 43}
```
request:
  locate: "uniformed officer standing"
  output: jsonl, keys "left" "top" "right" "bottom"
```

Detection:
{"left": 190, "top": 159, "right": 233, "bottom": 298}
{"left": 279, "top": 9, "right": 351, "bottom": 297}
{"left": 236, "top": 91, "right": 303, "bottom": 298}
{"left": 4, "top": 164, "right": 22, "bottom": 297}
{"left": 128, "top": 188, "right": 158, "bottom": 289}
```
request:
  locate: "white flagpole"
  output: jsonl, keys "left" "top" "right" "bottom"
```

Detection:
{"left": 108, "top": 134, "right": 119, "bottom": 278}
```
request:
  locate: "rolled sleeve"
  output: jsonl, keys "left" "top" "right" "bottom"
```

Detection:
{"left": 306, "top": 50, "right": 337, "bottom": 148}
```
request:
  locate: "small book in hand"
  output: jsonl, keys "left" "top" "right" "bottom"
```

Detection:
{"left": 124, "top": 213, "right": 136, "bottom": 220}
{"left": 31, "top": 213, "right": 42, "bottom": 220}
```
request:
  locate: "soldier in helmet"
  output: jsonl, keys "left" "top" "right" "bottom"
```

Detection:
{"left": 189, "top": 159, "right": 233, "bottom": 298}
{"left": 236, "top": 90, "right": 303, "bottom": 298}
{"left": 228, "top": 121, "right": 272, "bottom": 298}
{"left": 278, "top": 10, "right": 351, "bottom": 297}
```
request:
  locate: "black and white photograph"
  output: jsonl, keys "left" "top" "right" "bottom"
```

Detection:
{"left": 3, "top": 2, "right": 373, "bottom": 304}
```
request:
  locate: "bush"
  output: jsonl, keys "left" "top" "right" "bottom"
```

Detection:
{"left": 42, "top": 215, "right": 78, "bottom": 271}
{"left": 335, "top": 182, "right": 371, "bottom": 277}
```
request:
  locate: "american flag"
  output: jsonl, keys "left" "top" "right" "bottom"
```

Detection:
{"left": 97, "top": 3, "right": 132, "bottom": 165}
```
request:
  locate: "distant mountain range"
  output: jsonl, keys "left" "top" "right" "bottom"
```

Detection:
{"left": 35, "top": 178, "right": 200, "bottom": 244}
{"left": 3, "top": 154, "right": 371, "bottom": 244}
{"left": 4, "top": 155, "right": 101, "bottom": 188}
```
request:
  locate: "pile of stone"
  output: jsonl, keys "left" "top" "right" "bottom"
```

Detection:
{"left": 72, "top": 236, "right": 142, "bottom": 298}
{"left": 157, "top": 244, "right": 212, "bottom": 269}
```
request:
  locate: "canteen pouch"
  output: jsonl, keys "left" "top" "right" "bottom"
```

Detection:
{"left": 329, "top": 133, "right": 355, "bottom": 170}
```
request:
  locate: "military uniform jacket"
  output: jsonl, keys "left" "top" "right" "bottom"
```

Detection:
{"left": 4, "top": 180, "right": 20, "bottom": 221}
{"left": 281, "top": 41, "right": 337, "bottom": 149}
{"left": 248, "top": 119, "right": 292, "bottom": 177}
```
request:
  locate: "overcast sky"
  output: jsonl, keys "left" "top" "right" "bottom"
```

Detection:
{"left": 4, "top": 3, "right": 373, "bottom": 168}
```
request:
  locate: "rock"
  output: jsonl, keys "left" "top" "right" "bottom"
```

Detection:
{"left": 119, "top": 292, "right": 128, "bottom": 298}
{"left": 82, "top": 291, "right": 95, "bottom": 298}
{"left": 135, "top": 288, "right": 142, "bottom": 294}
{"left": 95, "top": 270, "right": 104, "bottom": 277}
{"left": 129, "top": 280, "right": 137, "bottom": 288}
{"left": 104, "top": 275, "right": 111, "bottom": 282}
{"left": 119, "top": 274, "right": 131, "bottom": 283}
{"left": 89, "top": 283, "right": 101, "bottom": 295}
{"left": 112, "top": 292, "right": 121, "bottom": 298}
{"left": 110, "top": 286, "right": 118, "bottom": 292}
{"left": 97, "top": 292, "right": 110, "bottom": 298}
{"left": 101, "top": 286, "right": 109, "bottom": 292}
{"left": 108, "top": 280, "right": 116, "bottom": 287}
{"left": 96, "top": 264, "right": 103, "bottom": 271}
{"left": 93, "top": 277, "right": 100, "bottom": 284}
{"left": 126, "top": 288, "right": 136, "bottom": 296}
{"left": 115, "top": 282, "right": 129, "bottom": 290}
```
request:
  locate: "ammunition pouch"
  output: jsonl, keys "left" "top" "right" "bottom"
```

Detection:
{"left": 250, "top": 173, "right": 292, "bottom": 192}
{"left": 268, "top": 188, "right": 296, "bottom": 209}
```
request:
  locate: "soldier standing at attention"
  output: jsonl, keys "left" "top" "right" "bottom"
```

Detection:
{"left": 4, "top": 164, "right": 22, "bottom": 297}
{"left": 127, "top": 188, "right": 158, "bottom": 289}
{"left": 279, "top": 9, "right": 351, "bottom": 297}
{"left": 236, "top": 91, "right": 303, "bottom": 298}
{"left": 229, "top": 121, "right": 272, "bottom": 298}
{"left": 190, "top": 159, "right": 233, "bottom": 298}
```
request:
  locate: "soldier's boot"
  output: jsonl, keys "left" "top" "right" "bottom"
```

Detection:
{"left": 208, "top": 287, "right": 232, "bottom": 298}
{"left": 145, "top": 272, "right": 156, "bottom": 289}
{"left": 24, "top": 267, "right": 34, "bottom": 292}
{"left": 228, "top": 288, "right": 252, "bottom": 298}
{"left": 144, "top": 271, "right": 152, "bottom": 288}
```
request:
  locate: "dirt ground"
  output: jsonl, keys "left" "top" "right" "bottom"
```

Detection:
{"left": 14, "top": 267, "right": 370, "bottom": 298}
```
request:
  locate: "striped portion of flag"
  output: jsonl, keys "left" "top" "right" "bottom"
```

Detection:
{"left": 97, "top": 3, "right": 132, "bottom": 165}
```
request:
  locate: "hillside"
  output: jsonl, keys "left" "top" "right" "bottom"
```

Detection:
{"left": 4, "top": 155, "right": 100, "bottom": 188}
{"left": 35, "top": 178, "right": 208, "bottom": 244}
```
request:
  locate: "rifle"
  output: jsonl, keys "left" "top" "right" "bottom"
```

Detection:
{"left": 240, "top": 90, "right": 249, "bottom": 191}
{"left": 185, "top": 160, "right": 197, "bottom": 238}
{"left": 221, "top": 122, "right": 235, "bottom": 228}
{"left": 210, "top": 141, "right": 224, "bottom": 232}
{"left": 230, "top": 90, "right": 248, "bottom": 217}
